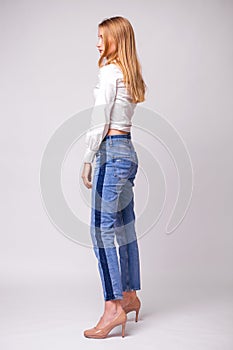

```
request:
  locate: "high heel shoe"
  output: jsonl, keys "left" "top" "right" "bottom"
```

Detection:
{"left": 121, "top": 296, "right": 141, "bottom": 322}
{"left": 84, "top": 310, "right": 127, "bottom": 339}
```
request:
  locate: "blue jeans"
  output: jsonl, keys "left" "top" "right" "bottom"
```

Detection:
{"left": 90, "top": 133, "right": 141, "bottom": 301}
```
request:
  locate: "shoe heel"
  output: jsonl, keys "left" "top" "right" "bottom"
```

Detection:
{"left": 135, "top": 297, "right": 141, "bottom": 322}
{"left": 135, "top": 308, "right": 140, "bottom": 322}
{"left": 122, "top": 322, "right": 126, "bottom": 337}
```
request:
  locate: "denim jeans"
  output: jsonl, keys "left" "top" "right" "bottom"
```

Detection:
{"left": 90, "top": 133, "right": 141, "bottom": 301}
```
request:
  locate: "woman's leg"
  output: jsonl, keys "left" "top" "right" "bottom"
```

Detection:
{"left": 89, "top": 158, "right": 126, "bottom": 328}
{"left": 88, "top": 136, "right": 139, "bottom": 327}
{"left": 90, "top": 159, "right": 124, "bottom": 301}
{"left": 114, "top": 164, "right": 141, "bottom": 294}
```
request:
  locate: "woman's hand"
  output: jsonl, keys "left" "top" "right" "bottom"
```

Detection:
{"left": 81, "top": 163, "right": 92, "bottom": 189}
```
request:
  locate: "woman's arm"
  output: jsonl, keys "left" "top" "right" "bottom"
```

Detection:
{"left": 83, "top": 64, "right": 117, "bottom": 164}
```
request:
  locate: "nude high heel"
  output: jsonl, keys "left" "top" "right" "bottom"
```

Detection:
{"left": 121, "top": 296, "right": 141, "bottom": 322}
{"left": 84, "top": 310, "right": 127, "bottom": 339}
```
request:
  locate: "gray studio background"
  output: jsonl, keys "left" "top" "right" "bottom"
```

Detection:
{"left": 0, "top": 0, "right": 232, "bottom": 349}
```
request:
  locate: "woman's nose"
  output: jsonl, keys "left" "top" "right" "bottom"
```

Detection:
{"left": 96, "top": 37, "right": 102, "bottom": 47}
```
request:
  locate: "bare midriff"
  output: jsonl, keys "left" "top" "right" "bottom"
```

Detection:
{"left": 106, "top": 128, "right": 130, "bottom": 135}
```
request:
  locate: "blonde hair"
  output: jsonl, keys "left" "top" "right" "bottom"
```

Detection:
{"left": 98, "top": 16, "right": 147, "bottom": 104}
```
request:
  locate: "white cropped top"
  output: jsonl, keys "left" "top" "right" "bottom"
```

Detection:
{"left": 83, "top": 63, "right": 137, "bottom": 163}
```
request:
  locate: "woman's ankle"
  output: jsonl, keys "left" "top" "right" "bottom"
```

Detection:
{"left": 104, "top": 300, "right": 124, "bottom": 313}
{"left": 123, "top": 290, "right": 136, "bottom": 298}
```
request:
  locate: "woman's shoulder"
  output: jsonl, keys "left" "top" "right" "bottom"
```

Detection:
{"left": 97, "top": 64, "right": 122, "bottom": 85}
{"left": 99, "top": 62, "right": 122, "bottom": 75}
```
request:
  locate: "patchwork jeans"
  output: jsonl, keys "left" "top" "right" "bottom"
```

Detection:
{"left": 90, "top": 133, "right": 141, "bottom": 301}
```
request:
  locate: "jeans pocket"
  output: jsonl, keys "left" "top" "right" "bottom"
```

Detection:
{"left": 113, "top": 156, "right": 133, "bottom": 180}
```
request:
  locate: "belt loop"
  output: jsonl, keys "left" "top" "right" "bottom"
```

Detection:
{"left": 109, "top": 135, "right": 112, "bottom": 146}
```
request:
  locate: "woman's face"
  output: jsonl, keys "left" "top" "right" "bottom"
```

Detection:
{"left": 96, "top": 27, "right": 116, "bottom": 57}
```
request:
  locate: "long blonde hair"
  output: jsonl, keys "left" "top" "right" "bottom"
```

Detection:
{"left": 98, "top": 16, "right": 147, "bottom": 104}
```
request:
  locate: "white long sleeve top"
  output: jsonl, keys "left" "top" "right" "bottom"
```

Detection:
{"left": 83, "top": 63, "right": 137, "bottom": 163}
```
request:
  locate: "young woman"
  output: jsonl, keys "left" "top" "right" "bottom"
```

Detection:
{"left": 81, "top": 16, "right": 147, "bottom": 339}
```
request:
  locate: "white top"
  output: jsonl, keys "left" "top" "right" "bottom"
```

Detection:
{"left": 83, "top": 63, "right": 137, "bottom": 163}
